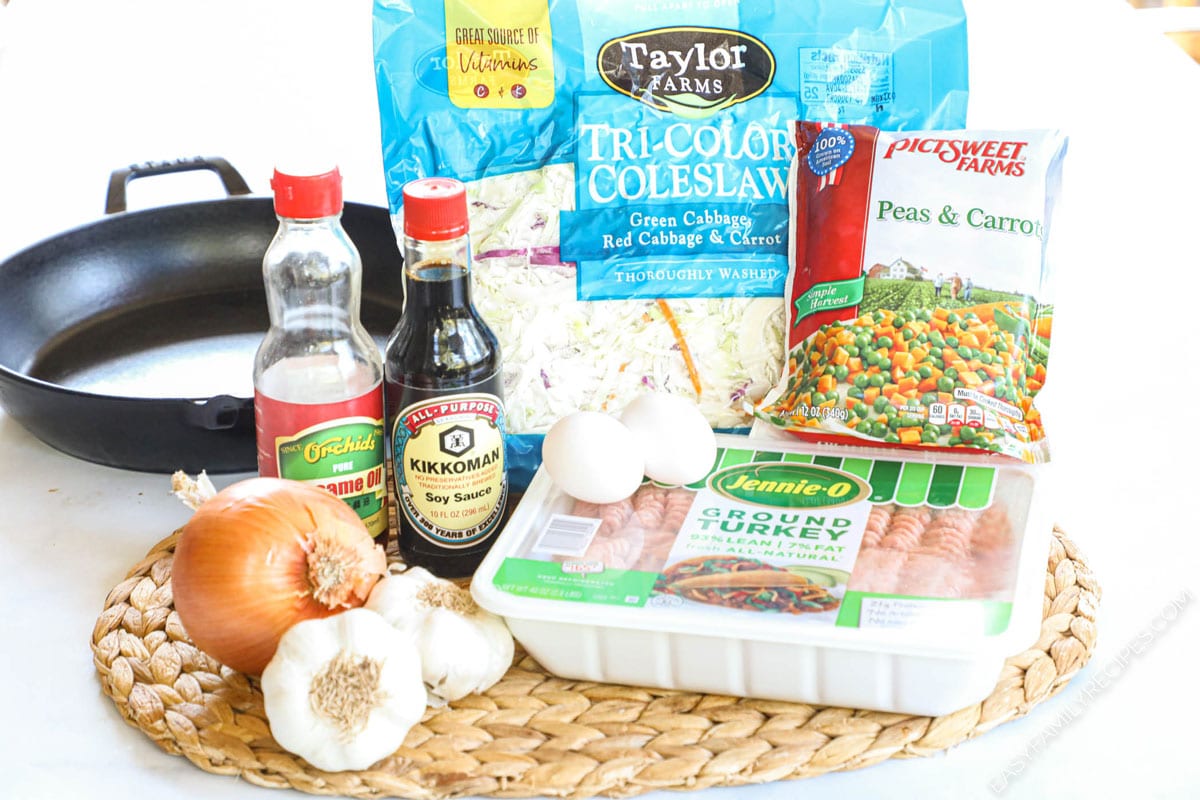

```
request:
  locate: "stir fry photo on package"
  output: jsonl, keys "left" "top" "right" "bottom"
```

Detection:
{"left": 372, "top": 0, "right": 971, "bottom": 473}
{"left": 753, "top": 122, "right": 1068, "bottom": 462}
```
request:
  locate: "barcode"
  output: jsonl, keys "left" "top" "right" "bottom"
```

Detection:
{"left": 533, "top": 514, "right": 602, "bottom": 557}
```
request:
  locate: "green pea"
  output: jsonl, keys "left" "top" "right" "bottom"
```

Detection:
{"left": 945, "top": 335, "right": 959, "bottom": 348}
{"left": 884, "top": 432, "right": 901, "bottom": 444}
{"left": 980, "top": 352, "right": 994, "bottom": 365}
{"left": 918, "top": 365, "right": 934, "bottom": 379}
{"left": 873, "top": 396, "right": 891, "bottom": 413}
{"left": 856, "top": 420, "right": 873, "bottom": 434}
{"left": 834, "top": 364, "right": 850, "bottom": 381}
{"left": 917, "top": 332, "right": 929, "bottom": 343}
{"left": 883, "top": 405, "right": 898, "bottom": 419}
{"left": 854, "top": 401, "right": 870, "bottom": 418}
{"left": 888, "top": 416, "right": 904, "bottom": 430}
{"left": 866, "top": 351, "right": 882, "bottom": 367}
{"left": 921, "top": 431, "right": 939, "bottom": 443}
{"left": 944, "top": 367, "right": 959, "bottom": 380}
{"left": 876, "top": 336, "right": 894, "bottom": 350}
{"left": 869, "top": 373, "right": 886, "bottom": 388}
{"left": 870, "top": 422, "right": 888, "bottom": 438}
{"left": 878, "top": 357, "right": 892, "bottom": 371}
{"left": 947, "top": 312, "right": 960, "bottom": 325}
{"left": 846, "top": 345, "right": 860, "bottom": 357}
{"left": 854, "top": 373, "right": 870, "bottom": 389}
{"left": 995, "top": 341, "right": 1008, "bottom": 353}
{"left": 918, "top": 309, "right": 933, "bottom": 322}
{"left": 920, "top": 392, "right": 939, "bottom": 406}
{"left": 956, "top": 345, "right": 971, "bottom": 360}
{"left": 924, "top": 423, "right": 941, "bottom": 436}
{"left": 940, "top": 424, "right": 953, "bottom": 435}
{"left": 960, "top": 426, "right": 977, "bottom": 442}
{"left": 937, "top": 376, "right": 954, "bottom": 393}
{"left": 847, "top": 386, "right": 865, "bottom": 400}
{"left": 902, "top": 328, "right": 916, "bottom": 340}
{"left": 855, "top": 333, "right": 872, "bottom": 350}
{"left": 948, "top": 435, "right": 962, "bottom": 446}
{"left": 811, "top": 391, "right": 825, "bottom": 405}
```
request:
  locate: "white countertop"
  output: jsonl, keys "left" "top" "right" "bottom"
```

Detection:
{"left": 1, "top": 1, "right": 1198, "bottom": 799}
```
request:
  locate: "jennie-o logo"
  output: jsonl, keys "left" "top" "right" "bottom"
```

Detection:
{"left": 709, "top": 463, "right": 870, "bottom": 510}
{"left": 883, "top": 136, "right": 1030, "bottom": 177}
{"left": 598, "top": 27, "right": 775, "bottom": 117}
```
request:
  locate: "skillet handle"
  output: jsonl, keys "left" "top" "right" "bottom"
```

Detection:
{"left": 105, "top": 156, "right": 253, "bottom": 214}
{"left": 184, "top": 395, "right": 252, "bottom": 431}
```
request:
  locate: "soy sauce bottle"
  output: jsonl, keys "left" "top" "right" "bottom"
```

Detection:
{"left": 385, "top": 177, "right": 508, "bottom": 578}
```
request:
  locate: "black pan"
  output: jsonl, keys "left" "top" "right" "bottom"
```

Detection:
{"left": 0, "top": 157, "right": 404, "bottom": 473}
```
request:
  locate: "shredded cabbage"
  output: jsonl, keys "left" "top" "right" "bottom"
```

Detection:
{"left": 396, "top": 165, "right": 786, "bottom": 434}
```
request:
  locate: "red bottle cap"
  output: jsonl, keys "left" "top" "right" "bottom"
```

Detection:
{"left": 403, "top": 177, "right": 469, "bottom": 241}
{"left": 271, "top": 167, "right": 343, "bottom": 219}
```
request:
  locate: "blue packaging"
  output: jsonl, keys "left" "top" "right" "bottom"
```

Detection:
{"left": 373, "top": 0, "right": 969, "bottom": 487}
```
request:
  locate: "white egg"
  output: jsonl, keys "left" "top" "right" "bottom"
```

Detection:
{"left": 620, "top": 393, "right": 717, "bottom": 486}
{"left": 541, "top": 411, "right": 645, "bottom": 504}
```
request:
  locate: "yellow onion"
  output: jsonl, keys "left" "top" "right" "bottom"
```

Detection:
{"left": 172, "top": 477, "right": 388, "bottom": 676}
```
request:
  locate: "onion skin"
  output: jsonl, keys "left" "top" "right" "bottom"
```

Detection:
{"left": 172, "top": 477, "right": 388, "bottom": 676}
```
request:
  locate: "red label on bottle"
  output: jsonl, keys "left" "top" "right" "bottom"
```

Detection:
{"left": 254, "top": 385, "right": 387, "bottom": 537}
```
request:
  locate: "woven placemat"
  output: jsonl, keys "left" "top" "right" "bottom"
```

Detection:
{"left": 92, "top": 525, "right": 1099, "bottom": 799}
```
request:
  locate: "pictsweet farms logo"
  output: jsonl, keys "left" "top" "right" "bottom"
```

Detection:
{"left": 882, "top": 136, "right": 1030, "bottom": 177}
{"left": 597, "top": 27, "right": 775, "bottom": 117}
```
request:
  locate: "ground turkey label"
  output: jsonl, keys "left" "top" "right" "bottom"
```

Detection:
{"left": 393, "top": 393, "right": 508, "bottom": 547}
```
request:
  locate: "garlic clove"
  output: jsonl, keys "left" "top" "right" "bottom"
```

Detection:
{"left": 261, "top": 608, "right": 425, "bottom": 773}
{"left": 365, "top": 568, "right": 515, "bottom": 702}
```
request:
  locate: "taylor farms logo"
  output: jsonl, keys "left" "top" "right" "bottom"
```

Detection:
{"left": 597, "top": 27, "right": 775, "bottom": 117}
{"left": 882, "top": 136, "right": 1030, "bottom": 177}
{"left": 708, "top": 462, "right": 870, "bottom": 509}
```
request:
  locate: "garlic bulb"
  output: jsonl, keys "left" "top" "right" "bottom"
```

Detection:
{"left": 260, "top": 608, "right": 425, "bottom": 772}
{"left": 366, "top": 567, "right": 514, "bottom": 702}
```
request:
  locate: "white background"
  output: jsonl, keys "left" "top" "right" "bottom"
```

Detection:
{"left": 1, "top": 1, "right": 1199, "bottom": 799}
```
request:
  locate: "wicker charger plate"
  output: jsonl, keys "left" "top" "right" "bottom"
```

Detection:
{"left": 92, "top": 525, "right": 1099, "bottom": 799}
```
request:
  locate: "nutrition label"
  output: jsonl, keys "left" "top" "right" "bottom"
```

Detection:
{"left": 798, "top": 48, "right": 895, "bottom": 117}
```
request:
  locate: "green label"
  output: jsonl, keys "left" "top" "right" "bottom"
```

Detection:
{"left": 791, "top": 277, "right": 864, "bottom": 325}
{"left": 276, "top": 419, "right": 387, "bottom": 537}
{"left": 837, "top": 591, "right": 1013, "bottom": 636}
{"left": 493, "top": 558, "right": 659, "bottom": 606}
{"left": 708, "top": 462, "right": 871, "bottom": 509}
{"left": 278, "top": 420, "right": 384, "bottom": 479}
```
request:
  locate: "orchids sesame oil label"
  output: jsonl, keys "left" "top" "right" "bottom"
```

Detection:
{"left": 255, "top": 387, "right": 388, "bottom": 537}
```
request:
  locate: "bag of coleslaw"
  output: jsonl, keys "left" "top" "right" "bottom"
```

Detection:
{"left": 372, "top": 0, "right": 970, "bottom": 481}
{"left": 752, "top": 122, "right": 1068, "bottom": 463}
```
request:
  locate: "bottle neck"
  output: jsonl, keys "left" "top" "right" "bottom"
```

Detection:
{"left": 278, "top": 213, "right": 343, "bottom": 229}
{"left": 403, "top": 233, "right": 473, "bottom": 309}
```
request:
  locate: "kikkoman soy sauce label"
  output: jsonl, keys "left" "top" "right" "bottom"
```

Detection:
{"left": 393, "top": 393, "right": 508, "bottom": 548}
{"left": 268, "top": 411, "right": 388, "bottom": 538}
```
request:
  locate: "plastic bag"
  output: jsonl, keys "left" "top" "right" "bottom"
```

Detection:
{"left": 753, "top": 122, "right": 1068, "bottom": 462}
{"left": 372, "top": 0, "right": 971, "bottom": 482}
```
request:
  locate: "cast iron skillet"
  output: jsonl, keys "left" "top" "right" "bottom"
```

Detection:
{"left": 0, "top": 157, "right": 404, "bottom": 473}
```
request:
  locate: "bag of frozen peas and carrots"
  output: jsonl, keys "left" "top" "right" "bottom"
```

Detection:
{"left": 372, "top": 0, "right": 970, "bottom": 479}
{"left": 752, "top": 122, "right": 1068, "bottom": 463}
